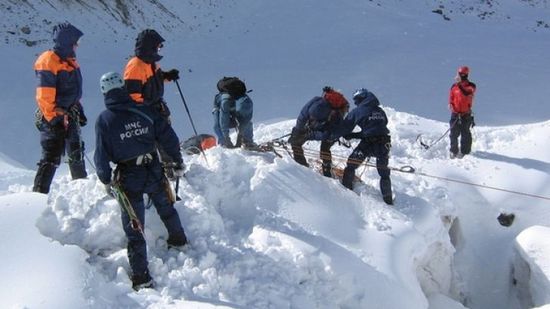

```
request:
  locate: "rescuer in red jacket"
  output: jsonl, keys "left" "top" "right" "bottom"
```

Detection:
{"left": 448, "top": 66, "right": 476, "bottom": 158}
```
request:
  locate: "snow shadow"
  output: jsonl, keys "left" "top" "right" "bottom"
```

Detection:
{"left": 473, "top": 151, "right": 550, "bottom": 173}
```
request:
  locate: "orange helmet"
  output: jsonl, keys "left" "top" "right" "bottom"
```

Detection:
{"left": 458, "top": 66, "right": 470, "bottom": 75}
{"left": 322, "top": 87, "right": 349, "bottom": 109}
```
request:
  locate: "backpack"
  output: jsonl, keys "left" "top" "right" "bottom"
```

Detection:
{"left": 217, "top": 77, "right": 247, "bottom": 99}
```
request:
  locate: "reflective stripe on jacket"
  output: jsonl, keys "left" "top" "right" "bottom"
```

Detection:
{"left": 124, "top": 56, "right": 166, "bottom": 105}
{"left": 34, "top": 50, "right": 82, "bottom": 121}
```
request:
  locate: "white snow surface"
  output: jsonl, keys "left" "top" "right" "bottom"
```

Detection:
{"left": 1, "top": 1, "right": 550, "bottom": 308}
{"left": 1, "top": 115, "right": 550, "bottom": 308}
{"left": 514, "top": 226, "right": 550, "bottom": 308}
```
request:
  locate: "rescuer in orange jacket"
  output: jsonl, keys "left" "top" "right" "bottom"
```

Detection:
{"left": 124, "top": 29, "right": 181, "bottom": 167}
{"left": 33, "top": 22, "right": 87, "bottom": 193}
{"left": 124, "top": 29, "right": 179, "bottom": 121}
{"left": 448, "top": 66, "right": 477, "bottom": 158}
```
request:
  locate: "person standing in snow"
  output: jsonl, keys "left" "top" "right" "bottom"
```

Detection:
{"left": 331, "top": 88, "right": 393, "bottom": 205}
{"left": 32, "top": 22, "right": 87, "bottom": 193}
{"left": 448, "top": 66, "right": 476, "bottom": 159}
{"left": 288, "top": 86, "right": 349, "bottom": 177}
{"left": 213, "top": 77, "right": 258, "bottom": 149}
{"left": 124, "top": 29, "right": 181, "bottom": 167}
{"left": 94, "top": 72, "right": 188, "bottom": 291}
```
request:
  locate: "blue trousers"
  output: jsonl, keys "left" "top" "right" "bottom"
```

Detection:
{"left": 342, "top": 138, "right": 391, "bottom": 190}
{"left": 117, "top": 161, "right": 186, "bottom": 277}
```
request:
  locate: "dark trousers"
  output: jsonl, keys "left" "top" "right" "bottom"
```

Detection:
{"left": 449, "top": 113, "right": 472, "bottom": 155}
{"left": 33, "top": 119, "right": 86, "bottom": 193}
{"left": 117, "top": 162, "right": 186, "bottom": 277}
{"left": 342, "top": 138, "right": 391, "bottom": 197}
{"left": 289, "top": 128, "right": 334, "bottom": 176}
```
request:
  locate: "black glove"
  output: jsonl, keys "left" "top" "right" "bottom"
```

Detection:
{"left": 164, "top": 69, "right": 180, "bottom": 81}
{"left": 471, "top": 115, "right": 475, "bottom": 128}
{"left": 173, "top": 162, "right": 185, "bottom": 178}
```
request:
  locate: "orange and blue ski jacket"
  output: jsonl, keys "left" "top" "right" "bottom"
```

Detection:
{"left": 34, "top": 23, "right": 83, "bottom": 122}
{"left": 124, "top": 29, "right": 167, "bottom": 105}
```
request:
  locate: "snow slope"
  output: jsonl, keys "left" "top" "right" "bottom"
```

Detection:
{"left": 1, "top": 111, "right": 549, "bottom": 308}
{"left": 1, "top": 0, "right": 549, "bottom": 167}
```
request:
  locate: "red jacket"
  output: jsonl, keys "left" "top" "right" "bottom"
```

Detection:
{"left": 449, "top": 80, "right": 476, "bottom": 114}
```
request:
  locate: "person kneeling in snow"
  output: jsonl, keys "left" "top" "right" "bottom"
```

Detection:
{"left": 331, "top": 88, "right": 393, "bottom": 205}
{"left": 94, "top": 72, "right": 188, "bottom": 291}
{"left": 288, "top": 86, "right": 349, "bottom": 177}
{"left": 213, "top": 76, "right": 258, "bottom": 150}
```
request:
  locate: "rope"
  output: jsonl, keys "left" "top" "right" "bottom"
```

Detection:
{"left": 416, "top": 116, "right": 459, "bottom": 150}
{"left": 270, "top": 143, "right": 550, "bottom": 202}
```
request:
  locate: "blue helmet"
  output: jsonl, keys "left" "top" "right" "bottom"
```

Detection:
{"left": 352, "top": 88, "right": 369, "bottom": 104}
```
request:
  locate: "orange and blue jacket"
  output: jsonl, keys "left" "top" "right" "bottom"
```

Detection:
{"left": 34, "top": 51, "right": 83, "bottom": 122}
{"left": 449, "top": 80, "right": 476, "bottom": 114}
{"left": 124, "top": 57, "right": 166, "bottom": 105}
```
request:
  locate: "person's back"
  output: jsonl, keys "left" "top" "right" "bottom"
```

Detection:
{"left": 448, "top": 66, "right": 476, "bottom": 158}
{"left": 337, "top": 91, "right": 389, "bottom": 138}
{"left": 289, "top": 86, "right": 349, "bottom": 176}
{"left": 296, "top": 96, "right": 334, "bottom": 133}
{"left": 214, "top": 77, "right": 256, "bottom": 149}
{"left": 94, "top": 72, "right": 187, "bottom": 291}
{"left": 336, "top": 88, "right": 393, "bottom": 204}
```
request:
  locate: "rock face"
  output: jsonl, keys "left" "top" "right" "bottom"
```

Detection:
{"left": 0, "top": 0, "right": 229, "bottom": 45}
{"left": 1, "top": 0, "right": 548, "bottom": 46}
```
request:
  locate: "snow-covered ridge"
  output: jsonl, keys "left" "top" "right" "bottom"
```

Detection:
{"left": 1, "top": 112, "right": 550, "bottom": 308}
{"left": 2, "top": 0, "right": 548, "bottom": 47}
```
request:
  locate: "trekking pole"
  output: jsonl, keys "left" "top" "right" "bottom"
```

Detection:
{"left": 174, "top": 80, "right": 209, "bottom": 167}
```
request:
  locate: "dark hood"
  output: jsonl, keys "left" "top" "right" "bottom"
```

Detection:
{"left": 357, "top": 92, "right": 380, "bottom": 108}
{"left": 52, "top": 23, "right": 83, "bottom": 60}
{"left": 104, "top": 88, "right": 135, "bottom": 110}
{"left": 135, "top": 29, "right": 165, "bottom": 64}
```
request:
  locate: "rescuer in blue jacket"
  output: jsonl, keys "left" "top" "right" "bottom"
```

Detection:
{"left": 331, "top": 88, "right": 393, "bottom": 205}
{"left": 94, "top": 72, "right": 187, "bottom": 291}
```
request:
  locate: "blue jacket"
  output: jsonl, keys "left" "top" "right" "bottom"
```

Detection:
{"left": 296, "top": 96, "right": 342, "bottom": 140}
{"left": 218, "top": 93, "right": 253, "bottom": 140}
{"left": 94, "top": 88, "right": 182, "bottom": 184}
{"left": 332, "top": 92, "right": 389, "bottom": 139}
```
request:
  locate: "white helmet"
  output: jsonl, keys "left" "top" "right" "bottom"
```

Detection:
{"left": 100, "top": 72, "right": 124, "bottom": 94}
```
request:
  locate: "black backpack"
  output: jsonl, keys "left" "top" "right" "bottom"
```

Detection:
{"left": 217, "top": 76, "right": 247, "bottom": 99}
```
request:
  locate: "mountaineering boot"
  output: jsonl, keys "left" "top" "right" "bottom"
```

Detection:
{"left": 132, "top": 271, "right": 154, "bottom": 291}
{"left": 33, "top": 161, "right": 58, "bottom": 193}
{"left": 67, "top": 142, "right": 87, "bottom": 179}
{"left": 456, "top": 152, "right": 464, "bottom": 159}
{"left": 69, "top": 160, "right": 87, "bottom": 179}
{"left": 167, "top": 233, "right": 188, "bottom": 250}
{"left": 449, "top": 152, "right": 457, "bottom": 159}
{"left": 380, "top": 177, "right": 393, "bottom": 205}
{"left": 321, "top": 162, "right": 333, "bottom": 178}
{"left": 341, "top": 166, "right": 355, "bottom": 190}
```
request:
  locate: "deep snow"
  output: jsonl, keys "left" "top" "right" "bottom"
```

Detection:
{"left": 1, "top": 113, "right": 549, "bottom": 308}
{"left": 1, "top": 0, "right": 550, "bottom": 308}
